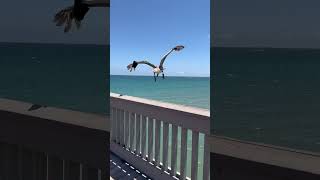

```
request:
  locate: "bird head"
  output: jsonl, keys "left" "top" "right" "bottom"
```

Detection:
{"left": 173, "top": 45, "right": 184, "bottom": 51}
{"left": 127, "top": 61, "right": 138, "bottom": 72}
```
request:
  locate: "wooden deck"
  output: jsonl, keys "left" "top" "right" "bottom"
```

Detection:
{"left": 110, "top": 152, "right": 151, "bottom": 180}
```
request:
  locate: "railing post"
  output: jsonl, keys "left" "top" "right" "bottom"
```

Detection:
{"left": 130, "top": 112, "right": 136, "bottom": 152}
{"left": 180, "top": 128, "right": 188, "bottom": 180}
{"left": 148, "top": 118, "right": 154, "bottom": 162}
{"left": 110, "top": 108, "right": 116, "bottom": 141}
{"left": 120, "top": 109, "right": 125, "bottom": 146}
{"left": 191, "top": 131, "right": 199, "bottom": 180}
{"left": 125, "top": 111, "right": 130, "bottom": 148}
{"left": 155, "top": 119, "right": 161, "bottom": 167}
{"left": 116, "top": 109, "right": 121, "bottom": 144}
{"left": 171, "top": 125, "right": 178, "bottom": 177}
{"left": 48, "top": 156, "right": 63, "bottom": 180}
{"left": 135, "top": 114, "right": 141, "bottom": 155}
{"left": 141, "top": 115, "right": 147, "bottom": 159}
{"left": 163, "top": 122, "right": 169, "bottom": 172}
{"left": 203, "top": 135, "right": 210, "bottom": 180}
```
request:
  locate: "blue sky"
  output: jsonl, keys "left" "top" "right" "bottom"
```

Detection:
{"left": 212, "top": 0, "right": 320, "bottom": 48}
{"left": 111, "top": 0, "right": 210, "bottom": 77}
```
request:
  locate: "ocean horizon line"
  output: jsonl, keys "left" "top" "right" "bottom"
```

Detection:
{"left": 213, "top": 46, "right": 320, "bottom": 50}
{"left": 110, "top": 74, "right": 210, "bottom": 78}
{"left": 0, "top": 41, "right": 108, "bottom": 46}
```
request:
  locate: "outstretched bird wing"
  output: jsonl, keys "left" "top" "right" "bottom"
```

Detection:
{"left": 159, "top": 45, "right": 184, "bottom": 69}
{"left": 54, "top": 0, "right": 90, "bottom": 33}
{"left": 127, "top": 61, "right": 156, "bottom": 72}
{"left": 84, "top": 0, "right": 110, "bottom": 7}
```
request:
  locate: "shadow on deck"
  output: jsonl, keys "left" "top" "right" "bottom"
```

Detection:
{"left": 110, "top": 152, "right": 151, "bottom": 180}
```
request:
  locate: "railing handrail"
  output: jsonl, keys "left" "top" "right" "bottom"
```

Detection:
{"left": 110, "top": 92, "right": 210, "bottom": 134}
{"left": 209, "top": 135, "right": 320, "bottom": 175}
{"left": 0, "top": 98, "right": 109, "bottom": 178}
{"left": 0, "top": 98, "right": 109, "bottom": 132}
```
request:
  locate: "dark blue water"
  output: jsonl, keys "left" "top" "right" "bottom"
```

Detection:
{"left": 0, "top": 42, "right": 109, "bottom": 114}
{"left": 212, "top": 47, "right": 320, "bottom": 153}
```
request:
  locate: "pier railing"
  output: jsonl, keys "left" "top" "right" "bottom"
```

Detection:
{"left": 0, "top": 98, "right": 109, "bottom": 180}
{"left": 110, "top": 93, "right": 210, "bottom": 180}
{"left": 209, "top": 135, "right": 320, "bottom": 180}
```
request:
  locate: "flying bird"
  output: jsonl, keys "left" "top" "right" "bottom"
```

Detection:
{"left": 54, "top": 0, "right": 109, "bottom": 32}
{"left": 127, "top": 45, "right": 185, "bottom": 81}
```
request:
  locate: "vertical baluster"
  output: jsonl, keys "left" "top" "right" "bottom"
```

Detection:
{"left": 98, "top": 169, "right": 102, "bottom": 180}
{"left": 130, "top": 113, "right": 135, "bottom": 152}
{"left": 171, "top": 125, "right": 178, "bottom": 177}
{"left": 110, "top": 108, "right": 113, "bottom": 140}
{"left": 48, "top": 156, "right": 63, "bottom": 180}
{"left": 17, "top": 146, "right": 23, "bottom": 180}
{"left": 110, "top": 108, "right": 115, "bottom": 141}
{"left": 32, "top": 152, "right": 37, "bottom": 180}
{"left": 162, "top": 122, "right": 169, "bottom": 171}
{"left": 0, "top": 143, "right": 4, "bottom": 180}
{"left": 135, "top": 114, "right": 141, "bottom": 155}
{"left": 191, "top": 131, "right": 199, "bottom": 180}
{"left": 141, "top": 115, "right": 147, "bottom": 159}
{"left": 22, "top": 149, "right": 33, "bottom": 178}
{"left": 120, "top": 109, "right": 125, "bottom": 146}
{"left": 114, "top": 108, "right": 118, "bottom": 142}
{"left": 125, "top": 111, "right": 130, "bottom": 148}
{"left": 203, "top": 134, "right": 210, "bottom": 180}
{"left": 82, "top": 166, "right": 98, "bottom": 180}
{"left": 1, "top": 143, "right": 18, "bottom": 179}
{"left": 80, "top": 164, "right": 83, "bottom": 180}
{"left": 100, "top": 168, "right": 108, "bottom": 180}
{"left": 154, "top": 119, "right": 161, "bottom": 166}
{"left": 123, "top": 110, "right": 126, "bottom": 147}
{"left": 148, "top": 118, "right": 154, "bottom": 162}
{"left": 37, "top": 152, "right": 47, "bottom": 180}
{"left": 180, "top": 128, "right": 188, "bottom": 180}
{"left": 116, "top": 109, "right": 121, "bottom": 144}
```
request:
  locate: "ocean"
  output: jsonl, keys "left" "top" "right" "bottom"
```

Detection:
{"left": 212, "top": 47, "right": 320, "bottom": 153}
{"left": 110, "top": 75, "right": 210, "bottom": 109}
{"left": 0, "top": 42, "right": 109, "bottom": 114}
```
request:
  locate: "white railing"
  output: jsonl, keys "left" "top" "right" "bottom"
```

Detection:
{"left": 110, "top": 93, "right": 210, "bottom": 180}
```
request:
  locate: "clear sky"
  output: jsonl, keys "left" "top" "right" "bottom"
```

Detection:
{"left": 111, "top": 0, "right": 210, "bottom": 77}
{"left": 0, "top": 0, "right": 108, "bottom": 44}
{"left": 212, "top": 0, "right": 320, "bottom": 48}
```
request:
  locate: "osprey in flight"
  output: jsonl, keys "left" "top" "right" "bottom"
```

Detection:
{"left": 127, "top": 45, "right": 185, "bottom": 81}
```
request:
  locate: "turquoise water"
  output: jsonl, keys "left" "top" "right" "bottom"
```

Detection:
{"left": 111, "top": 75, "right": 210, "bottom": 109}
{"left": 111, "top": 75, "right": 209, "bottom": 179}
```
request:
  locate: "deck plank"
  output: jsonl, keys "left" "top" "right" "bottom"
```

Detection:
{"left": 110, "top": 153, "right": 151, "bottom": 180}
